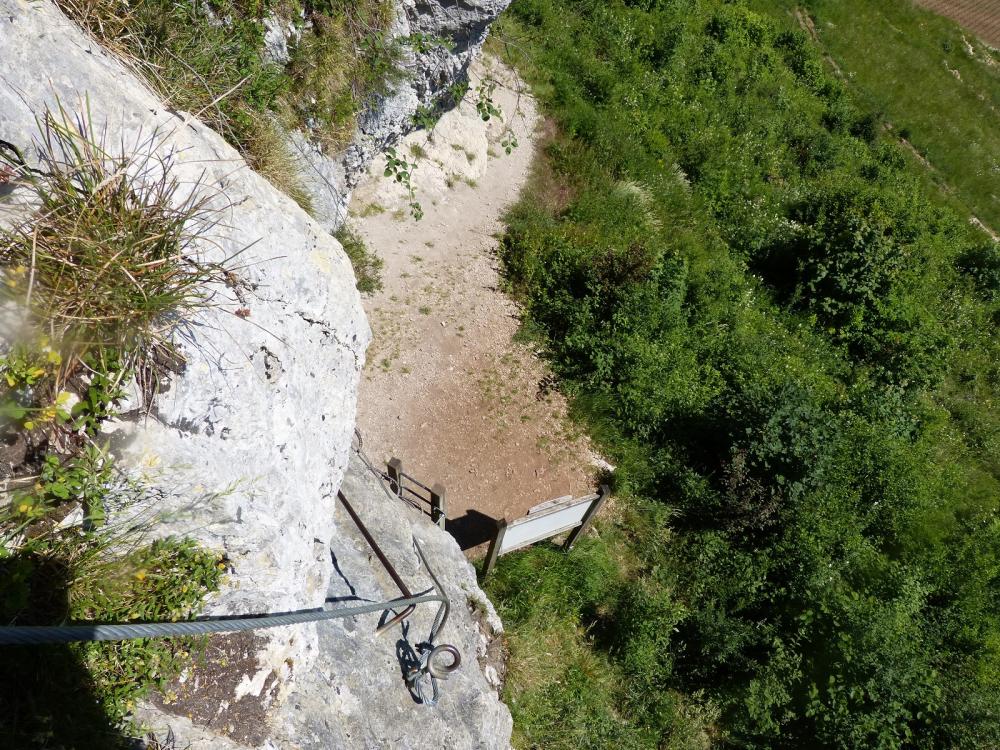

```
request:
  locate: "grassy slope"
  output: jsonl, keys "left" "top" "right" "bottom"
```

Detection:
{"left": 485, "top": 0, "right": 1000, "bottom": 747}
{"left": 753, "top": 0, "right": 1000, "bottom": 233}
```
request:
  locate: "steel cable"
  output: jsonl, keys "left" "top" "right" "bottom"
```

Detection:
{"left": 0, "top": 593, "right": 448, "bottom": 646}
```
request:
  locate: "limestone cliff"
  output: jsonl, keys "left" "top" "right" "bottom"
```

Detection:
{"left": 0, "top": 0, "right": 512, "bottom": 746}
{"left": 286, "top": 0, "right": 512, "bottom": 230}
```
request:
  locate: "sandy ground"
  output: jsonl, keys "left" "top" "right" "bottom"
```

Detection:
{"left": 348, "top": 58, "right": 603, "bottom": 554}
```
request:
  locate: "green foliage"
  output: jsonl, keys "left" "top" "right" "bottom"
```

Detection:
{"left": 73, "top": 539, "right": 225, "bottom": 723}
{"left": 0, "top": 520, "right": 224, "bottom": 746}
{"left": 335, "top": 224, "right": 384, "bottom": 293}
{"left": 403, "top": 31, "right": 455, "bottom": 54}
{"left": 383, "top": 146, "right": 424, "bottom": 220}
{"left": 489, "top": 0, "right": 1000, "bottom": 745}
{"left": 285, "top": 0, "right": 400, "bottom": 151}
{"left": 56, "top": 0, "right": 293, "bottom": 183}
{"left": 958, "top": 241, "right": 1000, "bottom": 300}
{"left": 476, "top": 79, "right": 503, "bottom": 122}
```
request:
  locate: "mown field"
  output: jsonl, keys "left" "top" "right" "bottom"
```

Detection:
{"left": 765, "top": 0, "right": 1000, "bottom": 234}
{"left": 484, "top": 0, "right": 1000, "bottom": 747}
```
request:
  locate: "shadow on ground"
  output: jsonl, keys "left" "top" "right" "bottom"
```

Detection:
{"left": 446, "top": 509, "right": 500, "bottom": 552}
{"left": 0, "top": 552, "right": 129, "bottom": 749}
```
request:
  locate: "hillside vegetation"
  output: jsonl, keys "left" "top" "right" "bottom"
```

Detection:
{"left": 485, "top": 0, "right": 1000, "bottom": 747}
{"left": 56, "top": 0, "right": 400, "bottom": 206}
{"left": 758, "top": 0, "right": 1000, "bottom": 233}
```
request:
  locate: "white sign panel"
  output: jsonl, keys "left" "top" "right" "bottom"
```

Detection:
{"left": 498, "top": 496, "right": 596, "bottom": 554}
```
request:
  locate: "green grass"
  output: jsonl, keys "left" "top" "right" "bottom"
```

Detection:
{"left": 2, "top": 105, "right": 230, "bottom": 370}
{"left": 486, "top": 0, "right": 1000, "bottom": 745}
{"left": 335, "top": 225, "right": 384, "bottom": 294}
{"left": 752, "top": 0, "right": 1000, "bottom": 232}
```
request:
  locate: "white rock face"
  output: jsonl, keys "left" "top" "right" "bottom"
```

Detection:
{"left": 288, "top": 0, "right": 513, "bottom": 230}
{"left": 2, "top": 0, "right": 367, "bottom": 628}
{"left": 271, "top": 451, "right": 512, "bottom": 748}
{"left": 0, "top": 0, "right": 512, "bottom": 746}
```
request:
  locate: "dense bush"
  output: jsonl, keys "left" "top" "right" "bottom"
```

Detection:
{"left": 487, "top": 0, "right": 1000, "bottom": 746}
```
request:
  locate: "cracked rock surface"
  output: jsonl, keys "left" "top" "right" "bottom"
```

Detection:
{"left": 271, "top": 449, "right": 512, "bottom": 749}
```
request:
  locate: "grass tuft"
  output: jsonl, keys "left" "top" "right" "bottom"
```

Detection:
{"left": 335, "top": 224, "right": 383, "bottom": 294}
{"left": 1, "top": 104, "right": 231, "bottom": 371}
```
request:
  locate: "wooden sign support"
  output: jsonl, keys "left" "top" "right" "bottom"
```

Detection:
{"left": 480, "top": 485, "right": 610, "bottom": 581}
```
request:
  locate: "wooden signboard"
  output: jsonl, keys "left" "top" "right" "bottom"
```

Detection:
{"left": 481, "top": 485, "right": 609, "bottom": 579}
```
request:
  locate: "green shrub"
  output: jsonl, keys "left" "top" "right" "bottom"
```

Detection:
{"left": 488, "top": 0, "right": 1000, "bottom": 745}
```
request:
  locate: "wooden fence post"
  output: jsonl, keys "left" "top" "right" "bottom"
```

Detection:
{"left": 430, "top": 483, "right": 447, "bottom": 528}
{"left": 481, "top": 519, "right": 508, "bottom": 581}
{"left": 387, "top": 457, "right": 403, "bottom": 496}
{"left": 562, "top": 485, "right": 610, "bottom": 551}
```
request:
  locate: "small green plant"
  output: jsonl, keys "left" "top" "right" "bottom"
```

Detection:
{"left": 0, "top": 512, "right": 224, "bottom": 744}
{"left": 501, "top": 129, "right": 519, "bottom": 154}
{"left": 0, "top": 105, "right": 233, "bottom": 371}
{"left": 476, "top": 79, "right": 502, "bottom": 121}
{"left": 404, "top": 32, "right": 455, "bottom": 54}
{"left": 412, "top": 103, "right": 443, "bottom": 131}
{"left": 335, "top": 225, "right": 384, "bottom": 294}
{"left": 383, "top": 146, "right": 423, "bottom": 220}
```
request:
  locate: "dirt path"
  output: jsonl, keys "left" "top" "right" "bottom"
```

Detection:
{"left": 348, "top": 58, "right": 603, "bottom": 555}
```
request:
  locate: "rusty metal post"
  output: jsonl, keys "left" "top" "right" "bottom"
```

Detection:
{"left": 337, "top": 490, "right": 415, "bottom": 633}
{"left": 481, "top": 519, "right": 507, "bottom": 581}
{"left": 562, "top": 485, "right": 610, "bottom": 551}
{"left": 430, "top": 483, "right": 447, "bottom": 528}
{"left": 387, "top": 457, "right": 403, "bottom": 496}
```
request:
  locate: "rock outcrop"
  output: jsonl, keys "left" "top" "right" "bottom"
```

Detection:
{"left": 0, "top": 0, "right": 512, "bottom": 746}
{"left": 287, "top": 0, "right": 511, "bottom": 230}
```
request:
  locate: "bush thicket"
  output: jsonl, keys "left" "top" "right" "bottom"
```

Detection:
{"left": 487, "top": 0, "right": 1000, "bottom": 747}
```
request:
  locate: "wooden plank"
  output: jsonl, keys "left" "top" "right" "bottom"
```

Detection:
{"left": 387, "top": 457, "right": 403, "bottom": 496}
{"left": 430, "top": 483, "right": 447, "bottom": 528}
{"left": 500, "top": 499, "right": 592, "bottom": 554}
{"left": 500, "top": 521, "right": 586, "bottom": 553}
{"left": 528, "top": 495, "right": 573, "bottom": 515}
{"left": 563, "top": 485, "right": 610, "bottom": 551}
{"left": 481, "top": 519, "right": 507, "bottom": 581}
